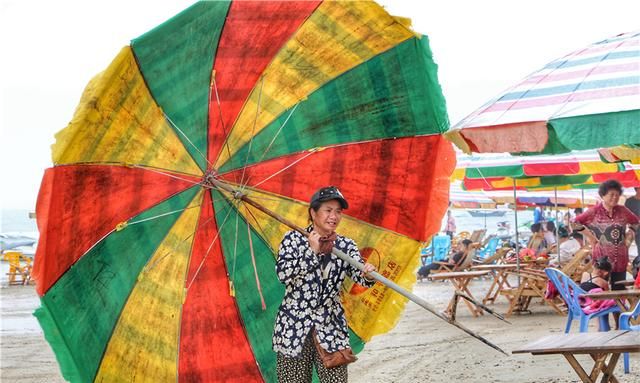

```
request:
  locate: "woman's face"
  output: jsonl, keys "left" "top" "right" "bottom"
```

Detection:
{"left": 601, "top": 189, "right": 621, "bottom": 209}
{"left": 311, "top": 199, "right": 343, "bottom": 235}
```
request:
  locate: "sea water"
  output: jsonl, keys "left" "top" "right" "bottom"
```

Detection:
{"left": 0, "top": 209, "right": 38, "bottom": 255}
{"left": 443, "top": 208, "right": 540, "bottom": 239}
{"left": 1, "top": 209, "right": 37, "bottom": 233}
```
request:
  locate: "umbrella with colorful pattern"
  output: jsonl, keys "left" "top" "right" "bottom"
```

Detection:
{"left": 446, "top": 30, "right": 640, "bottom": 155}
{"left": 454, "top": 150, "right": 640, "bottom": 191}
{"left": 32, "top": 1, "right": 456, "bottom": 382}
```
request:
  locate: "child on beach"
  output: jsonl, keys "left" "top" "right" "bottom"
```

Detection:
{"left": 579, "top": 257, "right": 611, "bottom": 292}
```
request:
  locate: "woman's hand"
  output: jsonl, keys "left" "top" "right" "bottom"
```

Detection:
{"left": 363, "top": 262, "right": 377, "bottom": 280}
{"left": 308, "top": 231, "right": 322, "bottom": 254}
{"left": 581, "top": 227, "right": 598, "bottom": 247}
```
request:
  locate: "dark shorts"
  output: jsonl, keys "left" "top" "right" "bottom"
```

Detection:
{"left": 610, "top": 271, "right": 627, "bottom": 291}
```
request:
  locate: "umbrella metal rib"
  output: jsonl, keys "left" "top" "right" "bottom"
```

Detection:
{"left": 209, "top": 178, "right": 509, "bottom": 356}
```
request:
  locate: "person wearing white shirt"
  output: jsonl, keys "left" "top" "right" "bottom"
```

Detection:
{"left": 549, "top": 231, "right": 584, "bottom": 267}
{"left": 543, "top": 221, "right": 557, "bottom": 248}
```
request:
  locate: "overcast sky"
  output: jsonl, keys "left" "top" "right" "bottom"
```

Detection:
{"left": 1, "top": 0, "right": 638, "bottom": 210}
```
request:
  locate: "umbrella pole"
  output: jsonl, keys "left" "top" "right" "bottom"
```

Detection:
{"left": 581, "top": 189, "right": 585, "bottom": 210}
{"left": 330, "top": 246, "right": 508, "bottom": 355}
{"left": 513, "top": 180, "right": 520, "bottom": 279}
{"left": 209, "top": 180, "right": 508, "bottom": 355}
{"left": 554, "top": 187, "right": 560, "bottom": 266}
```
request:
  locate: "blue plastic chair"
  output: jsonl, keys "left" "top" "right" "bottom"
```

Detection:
{"left": 620, "top": 301, "right": 640, "bottom": 374}
{"left": 544, "top": 268, "right": 621, "bottom": 333}
{"left": 432, "top": 235, "right": 451, "bottom": 262}
{"left": 477, "top": 236, "right": 499, "bottom": 259}
{"left": 420, "top": 243, "right": 433, "bottom": 266}
{"left": 420, "top": 236, "right": 450, "bottom": 266}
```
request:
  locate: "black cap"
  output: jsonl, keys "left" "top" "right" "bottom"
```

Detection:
{"left": 310, "top": 186, "right": 348, "bottom": 209}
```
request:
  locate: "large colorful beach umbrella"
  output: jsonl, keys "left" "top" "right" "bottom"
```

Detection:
{"left": 32, "top": 1, "right": 454, "bottom": 382}
{"left": 446, "top": 30, "right": 640, "bottom": 155}
{"left": 454, "top": 150, "right": 640, "bottom": 191}
{"left": 459, "top": 166, "right": 640, "bottom": 191}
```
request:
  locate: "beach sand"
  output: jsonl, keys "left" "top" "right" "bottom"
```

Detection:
{"left": 1, "top": 276, "right": 638, "bottom": 382}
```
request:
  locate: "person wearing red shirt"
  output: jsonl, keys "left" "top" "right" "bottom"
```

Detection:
{"left": 574, "top": 180, "right": 640, "bottom": 328}
{"left": 574, "top": 180, "right": 639, "bottom": 290}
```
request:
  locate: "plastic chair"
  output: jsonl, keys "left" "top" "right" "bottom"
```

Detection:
{"left": 432, "top": 235, "right": 451, "bottom": 261}
{"left": 4, "top": 251, "right": 33, "bottom": 285}
{"left": 544, "top": 268, "right": 621, "bottom": 333}
{"left": 620, "top": 301, "right": 640, "bottom": 374}
{"left": 420, "top": 243, "right": 432, "bottom": 266}
{"left": 420, "top": 235, "right": 450, "bottom": 266}
{"left": 477, "top": 236, "right": 499, "bottom": 259}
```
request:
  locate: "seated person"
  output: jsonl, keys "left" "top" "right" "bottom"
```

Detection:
{"left": 578, "top": 257, "right": 615, "bottom": 330}
{"left": 527, "top": 223, "right": 548, "bottom": 257}
{"left": 418, "top": 239, "right": 472, "bottom": 279}
{"left": 543, "top": 221, "right": 557, "bottom": 249}
{"left": 549, "top": 229, "right": 584, "bottom": 267}
{"left": 580, "top": 257, "right": 611, "bottom": 292}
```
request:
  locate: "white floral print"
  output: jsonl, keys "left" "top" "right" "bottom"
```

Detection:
{"left": 272, "top": 228, "right": 374, "bottom": 357}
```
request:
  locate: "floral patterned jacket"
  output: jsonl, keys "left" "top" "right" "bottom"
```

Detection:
{"left": 272, "top": 228, "right": 374, "bottom": 358}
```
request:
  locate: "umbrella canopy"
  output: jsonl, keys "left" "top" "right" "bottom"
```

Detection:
{"left": 454, "top": 150, "right": 640, "bottom": 191}
{"left": 460, "top": 167, "right": 640, "bottom": 191}
{"left": 487, "top": 189, "right": 600, "bottom": 208}
{"left": 516, "top": 196, "right": 574, "bottom": 207}
{"left": 32, "top": 1, "right": 454, "bottom": 382}
{"left": 446, "top": 30, "right": 640, "bottom": 155}
{"left": 449, "top": 183, "right": 496, "bottom": 208}
{"left": 599, "top": 145, "right": 640, "bottom": 164}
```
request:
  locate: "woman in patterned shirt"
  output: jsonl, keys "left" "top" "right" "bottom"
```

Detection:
{"left": 574, "top": 179, "right": 639, "bottom": 326}
{"left": 272, "top": 186, "right": 376, "bottom": 383}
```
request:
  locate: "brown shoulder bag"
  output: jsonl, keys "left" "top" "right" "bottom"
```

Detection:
{"left": 312, "top": 330, "right": 357, "bottom": 368}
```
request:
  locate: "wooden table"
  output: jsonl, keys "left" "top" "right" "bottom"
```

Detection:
{"left": 581, "top": 289, "right": 640, "bottom": 312}
{"left": 430, "top": 270, "right": 491, "bottom": 318}
{"left": 614, "top": 279, "right": 636, "bottom": 287}
{"left": 471, "top": 264, "right": 517, "bottom": 304}
{"left": 505, "top": 258, "right": 549, "bottom": 270}
{"left": 513, "top": 330, "right": 640, "bottom": 383}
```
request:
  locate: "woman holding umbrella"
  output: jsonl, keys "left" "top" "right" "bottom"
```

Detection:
{"left": 272, "top": 186, "right": 377, "bottom": 383}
